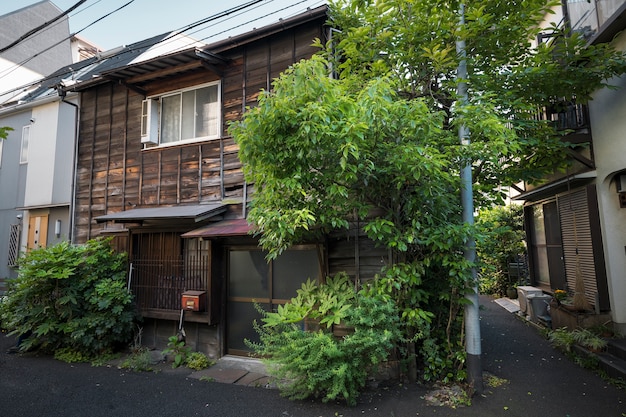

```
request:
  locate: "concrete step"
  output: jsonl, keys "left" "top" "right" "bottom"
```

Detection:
{"left": 596, "top": 351, "right": 626, "bottom": 381}
{"left": 607, "top": 338, "right": 626, "bottom": 361}
{"left": 573, "top": 341, "right": 626, "bottom": 381}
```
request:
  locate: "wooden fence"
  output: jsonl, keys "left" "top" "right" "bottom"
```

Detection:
{"left": 129, "top": 256, "right": 209, "bottom": 311}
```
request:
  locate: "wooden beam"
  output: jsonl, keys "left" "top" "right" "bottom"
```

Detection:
{"left": 566, "top": 149, "right": 595, "bottom": 169}
{"left": 126, "top": 60, "right": 204, "bottom": 84}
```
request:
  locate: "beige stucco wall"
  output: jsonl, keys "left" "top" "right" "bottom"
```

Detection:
{"left": 588, "top": 30, "right": 626, "bottom": 333}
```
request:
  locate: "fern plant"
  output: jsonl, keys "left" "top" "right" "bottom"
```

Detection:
{"left": 248, "top": 286, "right": 400, "bottom": 406}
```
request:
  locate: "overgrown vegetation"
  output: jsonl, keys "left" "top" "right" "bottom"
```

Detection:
{"left": 231, "top": 0, "right": 626, "bottom": 392}
{"left": 248, "top": 275, "right": 401, "bottom": 406}
{"left": 162, "top": 335, "right": 213, "bottom": 370}
{"left": 0, "top": 238, "right": 138, "bottom": 360}
{"left": 120, "top": 349, "right": 155, "bottom": 372}
{"left": 186, "top": 351, "right": 214, "bottom": 370}
{"left": 476, "top": 204, "right": 526, "bottom": 296}
{"left": 163, "top": 335, "right": 191, "bottom": 368}
{"left": 548, "top": 327, "right": 608, "bottom": 353}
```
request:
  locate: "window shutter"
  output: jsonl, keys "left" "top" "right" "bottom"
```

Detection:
{"left": 141, "top": 99, "right": 159, "bottom": 144}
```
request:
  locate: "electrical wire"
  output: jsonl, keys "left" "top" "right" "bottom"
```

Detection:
{"left": 0, "top": 1, "right": 135, "bottom": 86}
{"left": 0, "top": 0, "right": 88, "bottom": 54}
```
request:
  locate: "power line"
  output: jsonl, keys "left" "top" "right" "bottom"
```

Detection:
{"left": 0, "top": 1, "right": 135, "bottom": 84}
{"left": 0, "top": 0, "right": 88, "bottom": 54}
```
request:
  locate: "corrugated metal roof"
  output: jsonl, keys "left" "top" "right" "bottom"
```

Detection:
{"left": 95, "top": 203, "right": 226, "bottom": 223}
{"left": 181, "top": 218, "right": 254, "bottom": 238}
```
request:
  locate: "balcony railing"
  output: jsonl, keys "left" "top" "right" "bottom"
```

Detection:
{"left": 545, "top": 101, "right": 590, "bottom": 131}
{"left": 129, "top": 256, "right": 209, "bottom": 311}
{"left": 515, "top": 100, "right": 590, "bottom": 133}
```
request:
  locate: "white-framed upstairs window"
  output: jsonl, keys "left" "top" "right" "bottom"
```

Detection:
{"left": 20, "top": 125, "right": 30, "bottom": 164}
{"left": 141, "top": 81, "right": 221, "bottom": 146}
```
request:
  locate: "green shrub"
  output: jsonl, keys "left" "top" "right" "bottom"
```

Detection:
{"left": 120, "top": 349, "right": 154, "bottom": 372}
{"left": 476, "top": 205, "right": 526, "bottom": 296}
{"left": 248, "top": 278, "right": 401, "bottom": 406}
{"left": 0, "top": 238, "right": 138, "bottom": 358}
{"left": 186, "top": 351, "right": 214, "bottom": 370}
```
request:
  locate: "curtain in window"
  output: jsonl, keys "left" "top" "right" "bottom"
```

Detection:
{"left": 161, "top": 95, "right": 181, "bottom": 144}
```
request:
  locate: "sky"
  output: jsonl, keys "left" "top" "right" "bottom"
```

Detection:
{"left": 0, "top": 0, "right": 327, "bottom": 51}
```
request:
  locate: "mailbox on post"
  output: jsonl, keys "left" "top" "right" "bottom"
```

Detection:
{"left": 181, "top": 290, "right": 206, "bottom": 312}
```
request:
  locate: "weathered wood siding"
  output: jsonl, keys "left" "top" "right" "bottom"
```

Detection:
{"left": 74, "top": 22, "right": 324, "bottom": 244}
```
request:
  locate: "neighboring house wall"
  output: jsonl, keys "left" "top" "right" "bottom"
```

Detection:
{"left": 521, "top": 4, "right": 626, "bottom": 334}
{"left": 0, "top": 1, "right": 72, "bottom": 104}
{"left": 0, "top": 110, "right": 30, "bottom": 280}
{"left": 587, "top": 31, "right": 626, "bottom": 334}
{"left": 0, "top": 1, "right": 92, "bottom": 289}
{"left": 0, "top": 95, "right": 77, "bottom": 280}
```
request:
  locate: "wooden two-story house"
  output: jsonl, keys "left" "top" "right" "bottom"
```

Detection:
{"left": 66, "top": 6, "right": 389, "bottom": 358}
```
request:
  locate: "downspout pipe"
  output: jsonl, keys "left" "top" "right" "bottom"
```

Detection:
{"left": 58, "top": 87, "right": 80, "bottom": 244}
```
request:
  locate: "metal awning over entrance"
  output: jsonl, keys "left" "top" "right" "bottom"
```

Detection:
{"left": 513, "top": 171, "right": 597, "bottom": 202}
{"left": 94, "top": 203, "right": 227, "bottom": 223}
{"left": 181, "top": 218, "right": 254, "bottom": 238}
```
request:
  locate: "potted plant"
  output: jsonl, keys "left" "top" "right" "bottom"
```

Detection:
{"left": 506, "top": 285, "right": 518, "bottom": 299}
{"left": 553, "top": 289, "right": 567, "bottom": 305}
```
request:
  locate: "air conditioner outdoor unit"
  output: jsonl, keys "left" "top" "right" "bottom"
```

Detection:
{"left": 517, "top": 286, "right": 544, "bottom": 315}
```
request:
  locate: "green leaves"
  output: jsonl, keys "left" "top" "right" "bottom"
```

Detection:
{"left": 0, "top": 238, "right": 136, "bottom": 357}
{"left": 249, "top": 278, "right": 400, "bottom": 406}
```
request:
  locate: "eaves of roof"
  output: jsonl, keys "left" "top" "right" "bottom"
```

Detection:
{"left": 65, "top": 5, "right": 329, "bottom": 93}
{"left": 207, "top": 5, "right": 329, "bottom": 53}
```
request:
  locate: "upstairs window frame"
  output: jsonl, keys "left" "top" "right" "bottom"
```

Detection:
{"left": 20, "top": 125, "right": 30, "bottom": 164}
{"left": 141, "top": 81, "right": 221, "bottom": 147}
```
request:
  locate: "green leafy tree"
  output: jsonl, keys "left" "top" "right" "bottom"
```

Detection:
{"left": 476, "top": 204, "right": 526, "bottom": 296}
{"left": 231, "top": 0, "right": 626, "bottom": 383}
{"left": 0, "top": 238, "right": 138, "bottom": 358}
{"left": 0, "top": 126, "right": 12, "bottom": 140}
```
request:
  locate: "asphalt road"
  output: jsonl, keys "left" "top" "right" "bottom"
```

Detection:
{"left": 1, "top": 296, "right": 624, "bottom": 417}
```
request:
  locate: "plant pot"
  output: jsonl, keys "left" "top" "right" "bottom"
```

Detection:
{"left": 332, "top": 322, "right": 355, "bottom": 338}
{"left": 304, "top": 317, "right": 321, "bottom": 332}
{"left": 506, "top": 287, "right": 518, "bottom": 299}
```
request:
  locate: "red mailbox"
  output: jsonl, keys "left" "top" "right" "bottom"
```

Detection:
{"left": 181, "top": 290, "right": 206, "bottom": 312}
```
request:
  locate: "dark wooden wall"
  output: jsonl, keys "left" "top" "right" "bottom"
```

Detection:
{"left": 74, "top": 21, "right": 324, "bottom": 244}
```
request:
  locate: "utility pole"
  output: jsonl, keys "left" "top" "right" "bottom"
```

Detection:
{"left": 456, "top": 3, "right": 484, "bottom": 395}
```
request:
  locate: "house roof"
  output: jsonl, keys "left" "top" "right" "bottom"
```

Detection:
{"left": 181, "top": 218, "right": 255, "bottom": 238}
{"left": 67, "top": 5, "right": 328, "bottom": 93}
{"left": 0, "top": 5, "right": 329, "bottom": 108}
{"left": 94, "top": 203, "right": 227, "bottom": 224}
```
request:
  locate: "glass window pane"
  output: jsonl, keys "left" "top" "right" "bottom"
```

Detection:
{"left": 196, "top": 85, "right": 218, "bottom": 137}
{"left": 531, "top": 205, "right": 546, "bottom": 245}
{"left": 20, "top": 125, "right": 29, "bottom": 163}
{"left": 273, "top": 249, "right": 320, "bottom": 300}
{"left": 229, "top": 250, "right": 269, "bottom": 298}
{"left": 227, "top": 301, "right": 268, "bottom": 352}
{"left": 161, "top": 94, "right": 180, "bottom": 143}
{"left": 181, "top": 90, "right": 195, "bottom": 140}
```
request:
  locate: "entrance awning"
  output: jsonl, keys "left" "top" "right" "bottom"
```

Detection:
{"left": 181, "top": 218, "right": 254, "bottom": 238}
{"left": 513, "top": 171, "right": 596, "bottom": 202}
{"left": 95, "top": 203, "right": 227, "bottom": 223}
